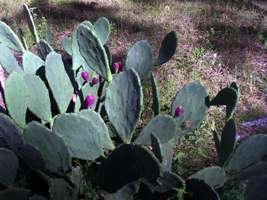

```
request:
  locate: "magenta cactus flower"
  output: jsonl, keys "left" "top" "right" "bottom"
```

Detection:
{"left": 91, "top": 77, "right": 99, "bottom": 85}
{"left": 113, "top": 61, "right": 123, "bottom": 73}
{"left": 85, "top": 95, "right": 95, "bottom": 109}
{"left": 81, "top": 71, "right": 89, "bottom": 82}
{"left": 85, "top": 95, "right": 95, "bottom": 108}
{"left": 175, "top": 106, "right": 184, "bottom": 117}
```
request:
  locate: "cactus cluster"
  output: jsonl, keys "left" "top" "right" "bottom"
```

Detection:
{"left": 0, "top": 4, "right": 266, "bottom": 200}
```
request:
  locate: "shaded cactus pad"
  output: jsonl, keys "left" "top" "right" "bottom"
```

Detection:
{"left": 96, "top": 144, "right": 160, "bottom": 193}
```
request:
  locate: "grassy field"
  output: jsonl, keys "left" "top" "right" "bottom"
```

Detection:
{"left": 0, "top": 0, "right": 266, "bottom": 197}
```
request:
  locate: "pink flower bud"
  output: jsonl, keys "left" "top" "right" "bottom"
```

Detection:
{"left": 85, "top": 95, "right": 95, "bottom": 109}
{"left": 113, "top": 61, "right": 123, "bottom": 73}
{"left": 81, "top": 71, "right": 89, "bottom": 82}
{"left": 175, "top": 106, "right": 184, "bottom": 117}
{"left": 91, "top": 77, "right": 99, "bottom": 85}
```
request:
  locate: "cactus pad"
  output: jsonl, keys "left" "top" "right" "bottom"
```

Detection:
{"left": 5, "top": 72, "right": 28, "bottom": 127}
{"left": 135, "top": 115, "right": 176, "bottom": 145}
{"left": 154, "top": 31, "right": 178, "bottom": 66}
{"left": 105, "top": 69, "right": 143, "bottom": 143}
{"left": 150, "top": 73, "right": 160, "bottom": 116}
{"left": 77, "top": 24, "right": 112, "bottom": 82}
{"left": 0, "top": 44, "right": 21, "bottom": 74}
{"left": 185, "top": 178, "right": 220, "bottom": 200}
{"left": 23, "top": 51, "right": 44, "bottom": 74}
{"left": 225, "top": 134, "right": 267, "bottom": 173}
{"left": 218, "top": 119, "right": 236, "bottom": 165}
{"left": 53, "top": 113, "right": 114, "bottom": 160}
{"left": 0, "top": 21, "right": 25, "bottom": 52}
{"left": 189, "top": 166, "right": 226, "bottom": 189}
{"left": 23, "top": 122, "right": 71, "bottom": 175}
{"left": 94, "top": 17, "right": 110, "bottom": 45}
{"left": 171, "top": 81, "right": 208, "bottom": 139}
{"left": 22, "top": 4, "right": 39, "bottom": 43}
{"left": 0, "top": 114, "right": 23, "bottom": 152}
{"left": 0, "top": 148, "right": 18, "bottom": 186}
{"left": 125, "top": 40, "right": 153, "bottom": 80}
{"left": 37, "top": 39, "right": 53, "bottom": 60}
{"left": 45, "top": 52, "right": 73, "bottom": 114}
{"left": 96, "top": 144, "right": 160, "bottom": 193}
{"left": 24, "top": 74, "right": 52, "bottom": 122}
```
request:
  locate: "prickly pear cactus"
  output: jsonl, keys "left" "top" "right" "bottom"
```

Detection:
{"left": 23, "top": 74, "right": 52, "bottom": 122}
{"left": 0, "top": 114, "right": 23, "bottom": 152}
{"left": 0, "top": 148, "right": 18, "bottom": 187}
{"left": 160, "top": 138, "right": 176, "bottom": 171}
{"left": 22, "top": 4, "right": 39, "bottom": 44}
{"left": 0, "top": 44, "right": 22, "bottom": 74}
{"left": 0, "top": 12, "right": 248, "bottom": 200}
{"left": 5, "top": 72, "right": 28, "bottom": 128}
{"left": 185, "top": 178, "right": 220, "bottom": 200}
{"left": 77, "top": 24, "right": 112, "bottom": 82}
{"left": 96, "top": 144, "right": 160, "bottom": 193}
{"left": 209, "top": 82, "right": 239, "bottom": 120}
{"left": 189, "top": 166, "right": 226, "bottom": 189}
{"left": 150, "top": 73, "right": 160, "bottom": 116}
{"left": 23, "top": 122, "right": 72, "bottom": 176}
{"left": 105, "top": 69, "right": 143, "bottom": 143}
{"left": 94, "top": 17, "right": 110, "bottom": 45}
{"left": 225, "top": 134, "right": 267, "bottom": 173}
{"left": 104, "top": 182, "right": 140, "bottom": 200}
{"left": 234, "top": 162, "right": 267, "bottom": 181}
{"left": 63, "top": 36, "right": 72, "bottom": 56}
{"left": 0, "top": 188, "right": 45, "bottom": 200}
{"left": 52, "top": 112, "right": 114, "bottom": 160}
{"left": 17, "top": 143, "right": 45, "bottom": 172}
{"left": 217, "top": 119, "right": 236, "bottom": 165}
{"left": 0, "top": 21, "right": 25, "bottom": 52}
{"left": 150, "top": 134, "right": 163, "bottom": 162}
{"left": 171, "top": 81, "right": 209, "bottom": 139}
{"left": 37, "top": 39, "right": 53, "bottom": 60}
{"left": 151, "top": 171, "right": 185, "bottom": 193}
{"left": 244, "top": 176, "right": 267, "bottom": 200}
{"left": 45, "top": 52, "right": 73, "bottom": 114}
{"left": 22, "top": 51, "right": 44, "bottom": 74}
{"left": 135, "top": 115, "right": 177, "bottom": 145}
{"left": 125, "top": 40, "right": 153, "bottom": 80}
{"left": 154, "top": 31, "right": 178, "bottom": 66}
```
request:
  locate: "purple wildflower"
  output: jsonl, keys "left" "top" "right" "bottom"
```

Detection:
{"left": 91, "top": 77, "right": 99, "bottom": 86}
{"left": 113, "top": 61, "right": 123, "bottom": 73}
{"left": 175, "top": 106, "right": 184, "bottom": 117}
{"left": 85, "top": 95, "right": 95, "bottom": 109}
{"left": 81, "top": 71, "right": 89, "bottom": 82}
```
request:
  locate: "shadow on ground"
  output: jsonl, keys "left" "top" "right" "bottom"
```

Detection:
{"left": 201, "top": 23, "right": 261, "bottom": 69}
{"left": 195, "top": 3, "right": 265, "bottom": 70}
{"left": 28, "top": 1, "right": 165, "bottom": 36}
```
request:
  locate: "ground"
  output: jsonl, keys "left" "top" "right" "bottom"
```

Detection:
{"left": 1, "top": 0, "right": 267, "bottom": 182}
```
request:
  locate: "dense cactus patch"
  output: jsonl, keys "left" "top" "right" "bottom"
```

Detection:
{"left": 0, "top": 4, "right": 266, "bottom": 200}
